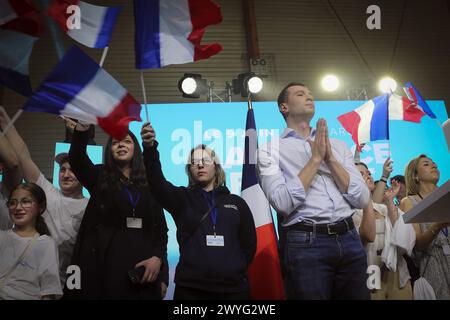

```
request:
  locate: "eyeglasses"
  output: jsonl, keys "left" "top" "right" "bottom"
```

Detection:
{"left": 7, "top": 198, "right": 34, "bottom": 210}
{"left": 191, "top": 157, "right": 214, "bottom": 166}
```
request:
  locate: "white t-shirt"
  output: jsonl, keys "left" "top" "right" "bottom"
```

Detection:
{"left": 36, "top": 174, "right": 89, "bottom": 284}
{"left": 0, "top": 230, "right": 63, "bottom": 300}
{"left": 0, "top": 183, "right": 12, "bottom": 230}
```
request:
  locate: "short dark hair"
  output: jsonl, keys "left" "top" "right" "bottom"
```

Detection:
{"left": 277, "top": 82, "right": 306, "bottom": 107}
{"left": 390, "top": 175, "right": 405, "bottom": 184}
{"left": 355, "top": 162, "right": 369, "bottom": 170}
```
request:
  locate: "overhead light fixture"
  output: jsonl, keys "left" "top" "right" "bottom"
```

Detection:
{"left": 178, "top": 73, "right": 208, "bottom": 99}
{"left": 232, "top": 72, "right": 263, "bottom": 97}
{"left": 378, "top": 77, "right": 397, "bottom": 93}
{"left": 321, "top": 74, "right": 340, "bottom": 92}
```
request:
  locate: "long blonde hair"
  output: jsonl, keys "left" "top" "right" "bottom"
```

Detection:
{"left": 185, "top": 144, "right": 226, "bottom": 189}
{"left": 404, "top": 154, "right": 429, "bottom": 196}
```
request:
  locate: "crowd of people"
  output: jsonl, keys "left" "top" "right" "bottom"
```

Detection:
{"left": 0, "top": 82, "right": 448, "bottom": 300}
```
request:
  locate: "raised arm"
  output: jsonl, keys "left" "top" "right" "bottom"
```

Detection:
{"left": 141, "top": 122, "right": 184, "bottom": 214}
{"left": 372, "top": 157, "right": 393, "bottom": 203}
{"left": 68, "top": 121, "right": 100, "bottom": 193}
{"left": 0, "top": 133, "right": 22, "bottom": 191}
{"left": 0, "top": 106, "right": 40, "bottom": 183}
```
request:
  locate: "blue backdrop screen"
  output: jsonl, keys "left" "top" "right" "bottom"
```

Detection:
{"left": 53, "top": 100, "right": 449, "bottom": 299}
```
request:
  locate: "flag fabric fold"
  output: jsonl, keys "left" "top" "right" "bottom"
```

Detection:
{"left": 134, "top": 0, "right": 223, "bottom": 69}
{"left": 47, "top": 0, "right": 121, "bottom": 48}
{"left": 388, "top": 94, "right": 425, "bottom": 123}
{"left": 0, "top": 0, "right": 35, "bottom": 26}
{"left": 338, "top": 94, "right": 390, "bottom": 147}
{"left": 404, "top": 82, "right": 437, "bottom": 119}
{"left": 241, "top": 108, "right": 285, "bottom": 300}
{"left": 0, "top": 4, "right": 43, "bottom": 96}
{"left": 23, "top": 46, "right": 141, "bottom": 140}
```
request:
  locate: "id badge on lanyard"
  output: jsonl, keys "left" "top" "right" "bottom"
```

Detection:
{"left": 125, "top": 187, "right": 142, "bottom": 229}
{"left": 201, "top": 190, "right": 225, "bottom": 247}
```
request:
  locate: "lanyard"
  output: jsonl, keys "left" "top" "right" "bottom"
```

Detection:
{"left": 124, "top": 186, "right": 141, "bottom": 218}
{"left": 442, "top": 228, "right": 449, "bottom": 238}
{"left": 200, "top": 189, "right": 217, "bottom": 233}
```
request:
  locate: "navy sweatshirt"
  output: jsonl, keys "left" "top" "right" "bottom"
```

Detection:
{"left": 143, "top": 143, "right": 257, "bottom": 293}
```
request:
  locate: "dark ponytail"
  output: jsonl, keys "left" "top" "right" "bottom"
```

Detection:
{"left": 35, "top": 215, "right": 51, "bottom": 236}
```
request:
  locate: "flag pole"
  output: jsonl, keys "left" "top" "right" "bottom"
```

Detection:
{"left": 247, "top": 93, "right": 253, "bottom": 111}
{"left": 99, "top": 46, "right": 109, "bottom": 67}
{"left": 140, "top": 70, "right": 150, "bottom": 122}
{"left": 0, "top": 109, "right": 23, "bottom": 139}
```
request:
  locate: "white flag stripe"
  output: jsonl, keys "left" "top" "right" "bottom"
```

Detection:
{"left": 241, "top": 183, "right": 273, "bottom": 228}
{"left": 355, "top": 100, "right": 374, "bottom": 143}
{"left": 66, "top": 68, "right": 127, "bottom": 120}
{"left": 160, "top": 0, "right": 194, "bottom": 66}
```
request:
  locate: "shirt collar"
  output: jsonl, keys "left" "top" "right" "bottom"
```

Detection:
{"left": 281, "top": 127, "right": 316, "bottom": 140}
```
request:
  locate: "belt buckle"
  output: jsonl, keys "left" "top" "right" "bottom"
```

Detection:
{"left": 327, "top": 223, "right": 338, "bottom": 235}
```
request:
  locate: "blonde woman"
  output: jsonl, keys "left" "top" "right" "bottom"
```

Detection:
{"left": 400, "top": 154, "right": 450, "bottom": 299}
{"left": 141, "top": 122, "right": 257, "bottom": 300}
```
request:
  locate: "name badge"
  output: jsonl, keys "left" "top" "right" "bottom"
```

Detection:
{"left": 206, "top": 235, "right": 224, "bottom": 247}
{"left": 126, "top": 217, "right": 142, "bottom": 229}
{"left": 442, "top": 244, "right": 450, "bottom": 256}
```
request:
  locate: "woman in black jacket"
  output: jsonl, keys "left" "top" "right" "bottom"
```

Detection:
{"left": 141, "top": 122, "right": 257, "bottom": 300}
{"left": 65, "top": 121, "right": 168, "bottom": 300}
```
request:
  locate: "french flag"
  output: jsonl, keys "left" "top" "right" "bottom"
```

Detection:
{"left": 23, "top": 46, "right": 141, "bottom": 140}
{"left": 241, "top": 108, "right": 285, "bottom": 300}
{"left": 0, "top": 8, "right": 43, "bottom": 96}
{"left": 47, "top": 0, "right": 121, "bottom": 48}
{"left": 404, "top": 82, "right": 437, "bottom": 119}
{"left": 338, "top": 94, "right": 390, "bottom": 147}
{"left": 134, "top": 0, "right": 223, "bottom": 69}
{"left": 0, "top": 0, "right": 35, "bottom": 26}
{"left": 388, "top": 93, "right": 426, "bottom": 123}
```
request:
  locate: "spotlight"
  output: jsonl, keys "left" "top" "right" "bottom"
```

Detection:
{"left": 321, "top": 74, "right": 340, "bottom": 92}
{"left": 232, "top": 72, "right": 263, "bottom": 97}
{"left": 378, "top": 77, "right": 397, "bottom": 93}
{"left": 178, "top": 73, "right": 208, "bottom": 99}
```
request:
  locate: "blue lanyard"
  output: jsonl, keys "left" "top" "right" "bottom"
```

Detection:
{"left": 124, "top": 186, "right": 141, "bottom": 217}
{"left": 442, "top": 228, "right": 449, "bottom": 238}
{"left": 200, "top": 189, "right": 217, "bottom": 230}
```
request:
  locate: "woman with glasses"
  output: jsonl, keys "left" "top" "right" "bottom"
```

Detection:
{"left": 141, "top": 122, "right": 257, "bottom": 300}
{"left": 400, "top": 154, "right": 450, "bottom": 299}
{"left": 0, "top": 183, "right": 62, "bottom": 300}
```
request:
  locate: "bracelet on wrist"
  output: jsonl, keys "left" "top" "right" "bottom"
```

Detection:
{"left": 380, "top": 178, "right": 387, "bottom": 183}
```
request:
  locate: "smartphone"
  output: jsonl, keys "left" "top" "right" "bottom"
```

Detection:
{"left": 128, "top": 266, "right": 145, "bottom": 284}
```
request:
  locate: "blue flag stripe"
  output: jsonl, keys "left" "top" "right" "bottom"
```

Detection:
{"left": 134, "top": 0, "right": 161, "bottom": 69}
{"left": 23, "top": 46, "right": 99, "bottom": 114}
{"left": 94, "top": 6, "right": 121, "bottom": 49}
{"left": 241, "top": 108, "right": 259, "bottom": 191}
{"left": 370, "top": 94, "right": 389, "bottom": 141}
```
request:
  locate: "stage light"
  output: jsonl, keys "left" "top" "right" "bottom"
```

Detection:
{"left": 247, "top": 76, "right": 263, "bottom": 94}
{"left": 232, "top": 72, "right": 263, "bottom": 97}
{"left": 321, "top": 74, "right": 340, "bottom": 92}
{"left": 178, "top": 73, "right": 208, "bottom": 99}
{"left": 378, "top": 77, "right": 397, "bottom": 93}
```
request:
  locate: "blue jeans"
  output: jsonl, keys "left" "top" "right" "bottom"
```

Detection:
{"left": 284, "top": 227, "right": 370, "bottom": 300}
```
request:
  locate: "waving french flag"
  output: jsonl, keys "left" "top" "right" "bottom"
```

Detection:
{"left": 0, "top": 6, "right": 43, "bottom": 96}
{"left": 0, "top": 0, "right": 35, "bottom": 26}
{"left": 241, "top": 108, "right": 285, "bottom": 300}
{"left": 404, "top": 82, "right": 437, "bottom": 119}
{"left": 23, "top": 46, "right": 141, "bottom": 140}
{"left": 134, "top": 0, "right": 223, "bottom": 69}
{"left": 47, "top": 0, "right": 121, "bottom": 48}
{"left": 388, "top": 93, "right": 426, "bottom": 123}
{"left": 338, "top": 94, "right": 390, "bottom": 147}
